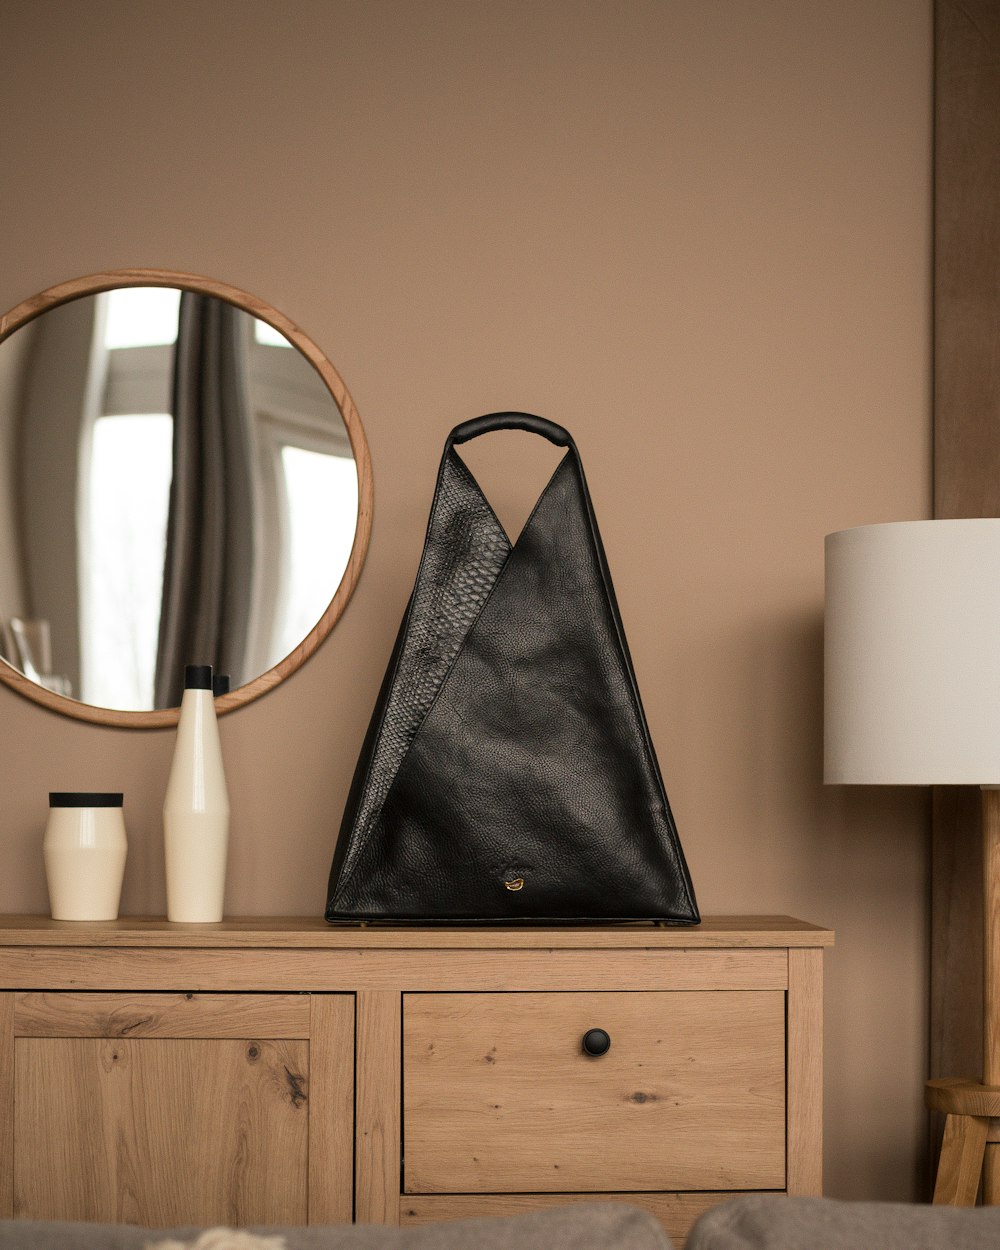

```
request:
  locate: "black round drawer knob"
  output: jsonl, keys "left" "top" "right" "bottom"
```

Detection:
{"left": 582, "top": 1028, "right": 611, "bottom": 1057}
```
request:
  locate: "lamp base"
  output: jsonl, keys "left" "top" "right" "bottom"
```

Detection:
{"left": 926, "top": 1078, "right": 1000, "bottom": 1204}
{"left": 931, "top": 788, "right": 1000, "bottom": 1204}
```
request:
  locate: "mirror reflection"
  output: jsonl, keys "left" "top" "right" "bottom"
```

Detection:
{"left": 0, "top": 286, "right": 359, "bottom": 712}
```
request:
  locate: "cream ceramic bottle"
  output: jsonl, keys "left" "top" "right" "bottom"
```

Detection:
{"left": 163, "top": 664, "right": 230, "bottom": 922}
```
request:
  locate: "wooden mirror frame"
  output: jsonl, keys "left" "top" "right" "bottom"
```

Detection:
{"left": 0, "top": 268, "right": 373, "bottom": 728}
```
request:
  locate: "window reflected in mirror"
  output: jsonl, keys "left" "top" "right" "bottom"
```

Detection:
{"left": 276, "top": 446, "right": 358, "bottom": 665}
{"left": 84, "top": 410, "right": 172, "bottom": 708}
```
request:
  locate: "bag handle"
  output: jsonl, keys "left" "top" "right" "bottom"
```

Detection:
{"left": 448, "top": 411, "right": 574, "bottom": 448}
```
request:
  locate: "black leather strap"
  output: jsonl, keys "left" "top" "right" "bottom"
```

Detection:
{"left": 448, "top": 412, "right": 574, "bottom": 448}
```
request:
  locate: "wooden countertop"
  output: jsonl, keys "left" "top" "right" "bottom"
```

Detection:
{"left": 0, "top": 914, "right": 834, "bottom": 949}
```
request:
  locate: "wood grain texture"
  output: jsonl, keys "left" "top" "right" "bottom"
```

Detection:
{"left": 786, "top": 948, "right": 823, "bottom": 1195}
{"left": 934, "top": 0, "right": 1000, "bottom": 524}
{"left": 13, "top": 991, "right": 310, "bottom": 1038}
{"left": 13, "top": 1036, "right": 309, "bottom": 1224}
{"left": 984, "top": 788, "right": 1000, "bottom": 1202}
{"left": 0, "top": 995, "right": 12, "bottom": 1219}
{"left": 399, "top": 1191, "right": 754, "bottom": 1248}
{"left": 355, "top": 991, "right": 401, "bottom": 1225}
{"left": 932, "top": 0, "right": 1000, "bottom": 1198}
{"left": 0, "top": 922, "right": 828, "bottom": 1226}
{"left": 0, "top": 915, "right": 834, "bottom": 947}
{"left": 933, "top": 1114, "right": 989, "bottom": 1206}
{"left": 308, "top": 995, "right": 355, "bottom": 1224}
{"left": 930, "top": 790, "right": 982, "bottom": 1149}
{"left": 0, "top": 947, "right": 790, "bottom": 994}
{"left": 926, "top": 1077, "right": 1000, "bottom": 1119}
{"left": 0, "top": 268, "right": 373, "bottom": 729}
{"left": 403, "top": 991, "right": 786, "bottom": 1193}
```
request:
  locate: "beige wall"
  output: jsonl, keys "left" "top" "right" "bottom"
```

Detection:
{"left": 0, "top": 0, "right": 931, "bottom": 1202}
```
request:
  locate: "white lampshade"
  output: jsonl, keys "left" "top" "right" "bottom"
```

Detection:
{"left": 824, "top": 519, "right": 1000, "bottom": 785}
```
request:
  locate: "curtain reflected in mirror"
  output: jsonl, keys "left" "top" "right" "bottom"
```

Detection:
{"left": 154, "top": 291, "right": 255, "bottom": 708}
{"left": 0, "top": 283, "right": 359, "bottom": 713}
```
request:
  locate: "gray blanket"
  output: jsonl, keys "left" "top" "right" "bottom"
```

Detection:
{"left": 687, "top": 1195, "right": 1000, "bottom": 1249}
{"left": 0, "top": 1204, "right": 671, "bottom": 1250}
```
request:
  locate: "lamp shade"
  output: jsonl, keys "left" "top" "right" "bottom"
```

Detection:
{"left": 824, "top": 519, "right": 1000, "bottom": 785}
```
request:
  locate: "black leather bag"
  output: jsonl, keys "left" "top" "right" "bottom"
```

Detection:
{"left": 326, "top": 413, "right": 699, "bottom": 924}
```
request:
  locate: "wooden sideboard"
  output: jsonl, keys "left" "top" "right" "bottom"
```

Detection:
{"left": 0, "top": 916, "right": 832, "bottom": 1246}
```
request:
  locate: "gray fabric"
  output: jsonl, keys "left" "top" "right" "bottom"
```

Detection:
{"left": 0, "top": 1203, "right": 672, "bottom": 1250}
{"left": 687, "top": 1194, "right": 1000, "bottom": 1250}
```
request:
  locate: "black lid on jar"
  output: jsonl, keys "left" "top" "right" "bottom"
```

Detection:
{"left": 49, "top": 792, "right": 124, "bottom": 807}
{"left": 184, "top": 664, "right": 213, "bottom": 690}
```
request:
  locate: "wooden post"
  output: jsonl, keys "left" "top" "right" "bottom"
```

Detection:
{"left": 931, "top": 790, "right": 1000, "bottom": 1205}
{"left": 0, "top": 994, "right": 12, "bottom": 1218}
{"left": 355, "top": 990, "right": 401, "bottom": 1225}
{"left": 787, "top": 948, "right": 823, "bottom": 1195}
{"left": 982, "top": 788, "right": 1000, "bottom": 1201}
{"left": 932, "top": 0, "right": 1000, "bottom": 1197}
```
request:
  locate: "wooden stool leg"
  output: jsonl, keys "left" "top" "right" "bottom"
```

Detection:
{"left": 934, "top": 1114, "right": 989, "bottom": 1205}
{"left": 984, "top": 1140, "right": 1000, "bottom": 1204}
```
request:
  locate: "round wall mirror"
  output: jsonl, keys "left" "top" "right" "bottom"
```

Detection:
{"left": 0, "top": 269, "right": 372, "bottom": 727}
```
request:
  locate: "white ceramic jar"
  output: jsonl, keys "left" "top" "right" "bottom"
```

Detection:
{"left": 44, "top": 792, "right": 127, "bottom": 921}
{"left": 163, "top": 664, "right": 230, "bottom": 922}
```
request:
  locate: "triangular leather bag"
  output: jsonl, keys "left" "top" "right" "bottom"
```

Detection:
{"left": 326, "top": 413, "right": 699, "bottom": 924}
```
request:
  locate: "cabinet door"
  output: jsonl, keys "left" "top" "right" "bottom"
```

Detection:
{"left": 8, "top": 992, "right": 353, "bottom": 1227}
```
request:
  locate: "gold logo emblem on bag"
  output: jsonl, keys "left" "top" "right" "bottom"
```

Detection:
{"left": 504, "top": 877, "right": 525, "bottom": 891}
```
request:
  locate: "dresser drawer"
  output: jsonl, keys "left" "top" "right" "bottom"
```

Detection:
{"left": 402, "top": 990, "right": 786, "bottom": 1193}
